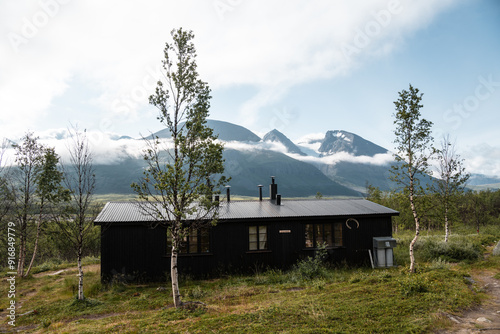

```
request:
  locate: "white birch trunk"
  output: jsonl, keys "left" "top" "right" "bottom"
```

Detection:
{"left": 25, "top": 216, "right": 42, "bottom": 277}
{"left": 171, "top": 242, "right": 181, "bottom": 308}
{"left": 444, "top": 205, "right": 449, "bottom": 243}
{"left": 409, "top": 175, "right": 419, "bottom": 274}
{"left": 17, "top": 232, "right": 26, "bottom": 277}
{"left": 77, "top": 251, "right": 84, "bottom": 300}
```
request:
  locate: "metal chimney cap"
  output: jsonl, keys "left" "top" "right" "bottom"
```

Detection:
{"left": 225, "top": 185, "right": 231, "bottom": 188}
{"left": 257, "top": 184, "right": 263, "bottom": 188}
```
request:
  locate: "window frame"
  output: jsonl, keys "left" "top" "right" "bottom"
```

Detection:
{"left": 167, "top": 227, "right": 211, "bottom": 255}
{"left": 304, "top": 222, "right": 343, "bottom": 248}
{"left": 248, "top": 224, "right": 269, "bottom": 251}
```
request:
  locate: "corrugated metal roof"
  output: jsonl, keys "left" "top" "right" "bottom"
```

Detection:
{"left": 95, "top": 199, "right": 398, "bottom": 224}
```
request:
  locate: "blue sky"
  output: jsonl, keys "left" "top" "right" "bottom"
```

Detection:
{"left": 1, "top": 0, "right": 499, "bottom": 175}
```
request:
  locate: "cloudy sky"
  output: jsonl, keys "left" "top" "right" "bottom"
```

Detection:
{"left": 1, "top": 0, "right": 499, "bottom": 175}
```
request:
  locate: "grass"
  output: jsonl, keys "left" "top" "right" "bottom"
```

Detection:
{"left": 27, "top": 256, "right": 101, "bottom": 276}
{"left": 2, "top": 257, "right": 498, "bottom": 333}
{"left": 2, "top": 228, "right": 499, "bottom": 333}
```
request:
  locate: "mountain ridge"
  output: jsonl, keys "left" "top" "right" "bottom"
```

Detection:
{"left": 263, "top": 129, "right": 306, "bottom": 156}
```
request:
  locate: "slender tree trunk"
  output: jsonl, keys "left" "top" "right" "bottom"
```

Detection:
{"left": 17, "top": 219, "right": 26, "bottom": 276}
{"left": 25, "top": 217, "right": 42, "bottom": 277}
{"left": 77, "top": 247, "right": 84, "bottom": 300}
{"left": 408, "top": 182, "right": 419, "bottom": 274}
{"left": 444, "top": 204, "right": 449, "bottom": 243}
{"left": 408, "top": 210, "right": 419, "bottom": 273}
{"left": 17, "top": 238, "right": 26, "bottom": 276}
{"left": 77, "top": 214, "right": 85, "bottom": 300}
{"left": 171, "top": 237, "right": 181, "bottom": 308}
{"left": 26, "top": 201, "right": 45, "bottom": 277}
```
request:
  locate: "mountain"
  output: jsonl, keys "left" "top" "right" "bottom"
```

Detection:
{"left": 319, "top": 161, "right": 395, "bottom": 193}
{"left": 467, "top": 174, "right": 500, "bottom": 191}
{"left": 222, "top": 149, "right": 360, "bottom": 197}
{"left": 468, "top": 174, "right": 500, "bottom": 186}
{"left": 263, "top": 129, "right": 306, "bottom": 156}
{"left": 62, "top": 120, "right": 436, "bottom": 197}
{"left": 318, "top": 130, "right": 388, "bottom": 157}
{"left": 91, "top": 148, "right": 360, "bottom": 197}
{"left": 152, "top": 119, "right": 261, "bottom": 142}
{"left": 93, "top": 158, "right": 147, "bottom": 194}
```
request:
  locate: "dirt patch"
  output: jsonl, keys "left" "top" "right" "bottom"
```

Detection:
{"left": 436, "top": 270, "right": 500, "bottom": 333}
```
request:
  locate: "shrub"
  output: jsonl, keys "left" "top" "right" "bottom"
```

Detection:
{"left": 414, "top": 237, "right": 482, "bottom": 263}
{"left": 428, "top": 258, "right": 451, "bottom": 270}
{"left": 188, "top": 285, "right": 206, "bottom": 299}
{"left": 290, "top": 243, "right": 328, "bottom": 281}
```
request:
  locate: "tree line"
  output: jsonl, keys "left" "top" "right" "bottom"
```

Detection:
{"left": 367, "top": 184, "right": 500, "bottom": 233}
{"left": 0, "top": 127, "right": 100, "bottom": 300}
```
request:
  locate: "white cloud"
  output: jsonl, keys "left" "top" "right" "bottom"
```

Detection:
{"left": 0, "top": 0, "right": 458, "bottom": 139}
{"left": 463, "top": 143, "right": 500, "bottom": 177}
{"left": 288, "top": 151, "right": 395, "bottom": 167}
{"left": 224, "top": 140, "right": 289, "bottom": 155}
{"left": 2, "top": 129, "right": 156, "bottom": 166}
{"left": 296, "top": 133, "right": 325, "bottom": 144}
{"left": 223, "top": 138, "right": 394, "bottom": 167}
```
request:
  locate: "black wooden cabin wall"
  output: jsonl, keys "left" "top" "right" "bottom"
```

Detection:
{"left": 100, "top": 215, "right": 394, "bottom": 282}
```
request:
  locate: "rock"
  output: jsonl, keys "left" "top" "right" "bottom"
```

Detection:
{"left": 447, "top": 315, "right": 461, "bottom": 324}
{"left": 476, "top": 317, "right": 492, "bottom": 323}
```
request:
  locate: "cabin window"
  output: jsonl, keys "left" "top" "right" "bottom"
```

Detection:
{"left": 249, "top": 225, "right": 268, "bottom": 250}
{"left": 167, "top": 227, "right": 210, "bottom": 254}
{"left": 305, "top": 223, "right": 343, "bottom": 248}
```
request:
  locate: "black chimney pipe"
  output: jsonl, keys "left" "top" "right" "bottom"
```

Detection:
{"left": 258, "top": 185, "right": 263, "bottom": 201}
{"left": 276, "top": 194, "right": 281, "bottom": 205}
{"left": 214, "top": 195, "right": 220, "bottom": 205}
{"left": 225, "top": 185, "right": 231, "bottom": 202}
{"left": 270, "top": 176, "right": 277, "bottom": 201}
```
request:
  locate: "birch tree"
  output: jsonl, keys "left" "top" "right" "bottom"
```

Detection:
{"left": 59, "top": 127, "right": 97, "bottom": 300}
{"left": 12, "top": 133, "right": 45, "bottom": 277}
{"left": 433, "top": 135, "right": 470, "bottom": 242}
{"left": 132, "top": 28, "right": 227, "bottom": 308}
{"left": 25, "top": 147, "right": 69, "bottom": 276}
{"left": 391, "top": 84, "right": 434, "bottom": 273}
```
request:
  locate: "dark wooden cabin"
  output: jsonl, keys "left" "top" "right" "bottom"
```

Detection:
{"left": 95, "top": 182, "right": 399, "bottom": 282}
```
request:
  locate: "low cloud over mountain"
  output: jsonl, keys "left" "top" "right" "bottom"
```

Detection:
{"left": 3, "top": 120, "right": 498, "bottom": 196}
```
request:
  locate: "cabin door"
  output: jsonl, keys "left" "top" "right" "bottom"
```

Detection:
{"left": 276, "top": 225, "right": 294, "bottom": 268}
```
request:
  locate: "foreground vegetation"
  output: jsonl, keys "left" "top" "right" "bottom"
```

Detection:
{"left": 1, "top": 228, "right": 499, "bottom": 333}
